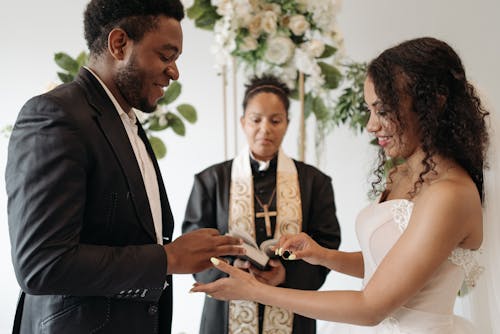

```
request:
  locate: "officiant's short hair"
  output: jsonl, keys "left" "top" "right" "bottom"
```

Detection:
{"left": 84, "top": 0, "right": 184, "bottom": 55}
{"left": 243, "top": 75, "right": 291, "bottom": 115}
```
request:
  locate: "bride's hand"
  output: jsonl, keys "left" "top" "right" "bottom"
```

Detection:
{"left": 190, "top": 257, "right": 262, "bottom": 301}
{"left": 276, "top": 232, "right": 326, "bottom": 265}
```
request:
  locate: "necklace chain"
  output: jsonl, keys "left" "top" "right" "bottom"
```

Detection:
{"left": 254, "top": 187, "right": 276, "bottom": 209}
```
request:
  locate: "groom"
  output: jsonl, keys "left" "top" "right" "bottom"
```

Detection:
{"left": 5, "top": 0, "right": 242, "bottom": 333}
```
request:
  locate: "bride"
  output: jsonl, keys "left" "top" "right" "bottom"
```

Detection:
{"left": 190, "top": 37, "right": 490, "bottom": 333}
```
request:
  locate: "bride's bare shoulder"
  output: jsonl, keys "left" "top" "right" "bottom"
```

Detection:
{"left": 413, "top": 170, "right": 482, "bottom": 248}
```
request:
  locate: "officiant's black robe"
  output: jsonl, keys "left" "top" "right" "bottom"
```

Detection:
{"left": 182, "top": 157, "right": 341, "bottom": 334}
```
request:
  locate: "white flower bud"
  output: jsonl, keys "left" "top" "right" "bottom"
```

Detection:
{"left": 261, "top": 11, "right": 278, "bottom": 35}
{"left": 239, "top": 36, "right": 258, "bottom": 52}
{"left": 304, "top": 39, "right": 325, "bottom": 58}
{"left": 288, "top": 15, "right": 310, "bottom": 36}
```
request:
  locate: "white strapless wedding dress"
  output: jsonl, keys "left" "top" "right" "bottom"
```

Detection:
{"left": 321, "top": 199, "right": 482, "bottom": 333}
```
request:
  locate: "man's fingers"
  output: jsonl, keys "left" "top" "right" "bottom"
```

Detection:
{"left": 216, "top": 234, "right": 243, "bottom": 245}
{"left": 212, "top": 245, "right": 245, "bottom": 257}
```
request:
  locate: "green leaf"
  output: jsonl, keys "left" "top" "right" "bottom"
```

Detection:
{"left": 312, "top": 96, "right": 328, "bottom": 121}
{"left": 54, "top": 52, "right": 80, "bottom": 73}
{"left": 318, "top": 62, "right": 342, "bottom": 89}
{"left": 304, "top": 93, "right": 314, "bottom": 119}
{"left": 318, "top": 45, "right": 337, "bottom": 59}
{"left": 148, "top": 135, "right": 167, "bottom": 159}
{"left": 57, "top": 72, "right": 75, "bottom": 83}
{"left": 147, "top": 114, "right": 169, "bottom": 131}
{"left": 177, "top": 104, "right": 197, "bottom": 123}
{"left": 186, "top": 0, "right": 206, "bottom": 20}
{"left": 158, "top": 81, "right": 182, "bottom": 105}
{"left": 195, "top": 11, "right": 220, "bottom": 30}
{"left": 167, "top": 113, "right": 186, "bottom": 136}
{"left": 289, "top": 89, "right": 299, "bottom": 100}
{"left": 76, "top": 51, "right": 89, "bottom": 67}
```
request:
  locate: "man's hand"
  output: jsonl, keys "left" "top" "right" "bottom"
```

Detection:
{"left": 164, "top": 228, "right": 244, "bottom": 274}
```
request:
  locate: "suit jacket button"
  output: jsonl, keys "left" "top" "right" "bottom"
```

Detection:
{"left": 148, "top": 305, "right": 158, "bottom": 315}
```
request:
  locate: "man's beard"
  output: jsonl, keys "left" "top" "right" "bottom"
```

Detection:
{"left": 115, "top": 56, "right": 157, "bottom": 114}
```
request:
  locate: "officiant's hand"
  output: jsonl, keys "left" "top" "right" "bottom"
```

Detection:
{"left": 250, "top": 259, "right": 285, "bottom": 286}
{"left": 233, "top": 259, "right": 285, "bottom": 286}
{"left": 233, "top": 258, "right": 251, "bottom": 272}
{"left": 164, "top": 228, "right": 244, "bottom": 274}
{"left": 276, "top": 232, "right": 326, "bottom": 266}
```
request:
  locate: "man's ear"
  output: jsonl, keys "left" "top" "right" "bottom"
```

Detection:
{"left": 107, "top": 28, "right": 129, "bottom": 60}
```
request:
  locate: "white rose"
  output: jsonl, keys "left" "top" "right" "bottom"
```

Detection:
{"left": 180, "top": 0, "right": 194, "bottom": 8}
{"left": 233, "top": 0, "right": 253, "bottom": 26}
{"left": 296, "top": 0, "right": 308, "bottom": 13}
{"left": 288, "top": 15, "right": 310, "bottom": 36}
{"left": 294, "top": 48, "right": 317, "bottom": 75}
{"left": 279, "top": 65, "right": 299, "bottom": 89}
{"left": 247, "top": 15, "right": 262, "bottom": 37}
{"left": 304, "top": 39, "right": 325, "bottom": 58}
{"left": 305, "top": 71, "right": 325, "bottom": 95}
{"left": 264, "top": 36, "right": 295, "bottom": 65}
{"left": 213, "top": 0, "right": 232, "bottom": 16}
{"left": 261, "top": 11, "right": 278, "bottom": 35}
{"left": 261, "top": 3, "right": 281, "bottom": 15}
{"left": 239, "top": 36, "right": 258, "bottom": 52}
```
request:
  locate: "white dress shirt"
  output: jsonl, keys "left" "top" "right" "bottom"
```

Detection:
{"left": 85, "top": 67, "right": 163, "bottom": 245}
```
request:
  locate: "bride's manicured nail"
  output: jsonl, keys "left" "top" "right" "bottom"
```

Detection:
{"left": 288, "top": 254, "right": 296, "bottom": 260}
{"left": 207, "top": 294, "right": 213, "bottom": 298}
{"left": 278, "top": 248, "right": 283, "bottom": 256}
{"left": 210, "top": 257, "right": 220, "bottom": 266}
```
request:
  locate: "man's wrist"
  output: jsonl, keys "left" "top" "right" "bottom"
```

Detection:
{"left": 164, "top": 244, "right": 176, "bottom": 275}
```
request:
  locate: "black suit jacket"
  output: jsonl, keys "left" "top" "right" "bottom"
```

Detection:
{"left": 182, "top": 159, "right": 341, "bottom": 334}
{"left": 6, "top": 68, "right": 175, "bottom": 334}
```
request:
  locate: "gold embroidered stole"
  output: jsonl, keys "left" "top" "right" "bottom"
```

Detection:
{"left": 228, "top": 148, "right": 302, "bottom": 334}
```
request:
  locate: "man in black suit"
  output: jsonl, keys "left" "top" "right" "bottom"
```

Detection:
{"left": 5, "top": 1, "right": 243, "bottom": 333}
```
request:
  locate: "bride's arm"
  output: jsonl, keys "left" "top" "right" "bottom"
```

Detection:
{"left": 192, "top": 181, "right": 481, "bottom": 325}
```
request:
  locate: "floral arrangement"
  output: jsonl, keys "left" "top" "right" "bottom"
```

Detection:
{"left": 53, "top": 51, "right": 197, "bottom": 159}
{"left": 186, "top": 0, "right": 368, "bottom": 161}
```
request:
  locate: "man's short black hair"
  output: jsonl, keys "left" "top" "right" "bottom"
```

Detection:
{"left": 84, "top": 0, "right": 184, "bottom": 55}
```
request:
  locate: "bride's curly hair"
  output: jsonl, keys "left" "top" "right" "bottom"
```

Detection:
{"left": 367, "top": 37, "right": 489, "bottom": 201}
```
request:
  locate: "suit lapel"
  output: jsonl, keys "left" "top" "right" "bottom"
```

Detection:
{"left": 75, "top": 68, "right": 157, "bottom": 242}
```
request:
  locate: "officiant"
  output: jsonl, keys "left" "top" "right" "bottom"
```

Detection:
{"left": 182, "top": 74, "right": 341, "bottom": 334}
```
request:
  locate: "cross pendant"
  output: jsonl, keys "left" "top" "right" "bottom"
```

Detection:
{"left": 255, "top": 204, "right": 277, "bottom": 237}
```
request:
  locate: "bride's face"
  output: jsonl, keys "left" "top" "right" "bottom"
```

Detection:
{"left": 364, "top": 77, "right": 421, "bottom": 159}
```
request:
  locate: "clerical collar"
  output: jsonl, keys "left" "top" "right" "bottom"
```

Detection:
{"left": 249, "top": 153, "right": 278, "bottom": 172}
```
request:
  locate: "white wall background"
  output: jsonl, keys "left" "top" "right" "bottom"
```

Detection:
{"left": 0, "top": 1, "right": 498, "bottom": 333}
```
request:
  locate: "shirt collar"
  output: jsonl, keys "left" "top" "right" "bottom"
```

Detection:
{"left": 84, "top": 66, "right": 137, "bottom": 125}
{"left": 249, "top": 152, "right": 278, "bottom": 172}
